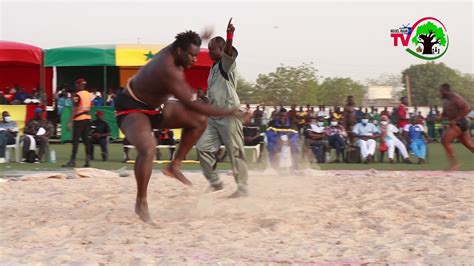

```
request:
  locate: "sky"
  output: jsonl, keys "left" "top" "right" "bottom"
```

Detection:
{"left": 1, "top": 0, "right": 472, "bottom": 84}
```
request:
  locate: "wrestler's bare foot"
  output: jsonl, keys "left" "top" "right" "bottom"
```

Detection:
{"left": 163, "top": 162, "right": 193, "bottom": 186}
{"left": 135, "top": 198, "right": 155, "bottom": 224}
{"left": 447, "top": 162, "right": 461, "bottom": 171}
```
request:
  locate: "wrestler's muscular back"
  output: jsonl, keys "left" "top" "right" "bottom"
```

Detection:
{"left": 442, "top": 93, "right": 471, "bottom": 121}
{"left": 131, "top": 46, "right": 179, "bottom": 109}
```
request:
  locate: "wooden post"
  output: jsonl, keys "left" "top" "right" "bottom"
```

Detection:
{"left": 405, "top": 74, "right": 412, "bottom": 106}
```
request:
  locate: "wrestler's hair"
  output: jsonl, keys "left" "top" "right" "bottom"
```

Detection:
{"left": 172, "top": 30, "right": 202, "bottom": 51}
{"left": 210, "top": 36, "right": 226, "bottom": 48}
{"left": 440, "top": 83, "right": 451, "bottom": 91}
{"left": 400, "top": 96, "right": 407, "bottom": 101}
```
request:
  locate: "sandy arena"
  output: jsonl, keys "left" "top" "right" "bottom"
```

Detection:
{"left": 1, "top": 169, "right": 473, "bottom": 265}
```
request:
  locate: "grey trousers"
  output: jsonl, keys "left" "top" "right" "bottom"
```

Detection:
{"left": 196, "top": 117, "right": 248, "bottom": 190}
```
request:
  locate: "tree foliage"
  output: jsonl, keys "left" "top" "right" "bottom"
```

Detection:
{"left": 401, "top": 62, "right": 473, "bottom": 106}
{"left": 318, "top": 77, "right": 365, "bottom": 107}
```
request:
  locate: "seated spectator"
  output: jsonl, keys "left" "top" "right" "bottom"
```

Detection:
{"left": 12, "top": 87, "right": 30, "bottom": 104}
{"left": 353, "top": 113, "right": 380, "bottom": 163}
{"left": 22, "top": 107, "right": 53, "bottom": 162}
{"left": 0, "top": 91, "right": 7, "bottom": 104}
{"left": 4, "top": 88, "right": 16, "bottom": 103}
{"left": 305, "top": 116, "right": 328, "bottom": 163}
{"left": 379, "top": 115, "right": 411, "bottom": 164}
{"left": 325, "top": 117, "right": 347, "bottom": 163}
{"left": 332, "top": 106, "right": 343, "bottom": 122}
{"left": 24, "top": 88, "right": 41, "bottom": 105}
{"left": 157, "top": 129, "right": 177, "bottom": 160}
{"left": 0, "top": 111, "right": 19, "bottom": 163}
{"left": 355, "top": 106, "right": 364, "bottom": 123}
{"left": 371, "top": 108, "right": 380, "bottom": 125}
{"left": 295, "top": 106, "right": 307, "bottom": 135}
{"left": 88, "top": 111, "right": 111, "bottom": 161}
{"left": 266, "top": 111, "right": 300, "bottom": 170}
{"left": 288, "top": 105, "right": 298, "bottom": 122}
{"left": 196, "top": 88, "right": 209, "bottom": 104}
{"left": 93, "top": 91, "right": 105, "bottom": 106}
{"left": 243, "top": 122, "right": 264, "bottom": 163}
{"left": 404, "top": 117, "right": 431, "bottom": 164}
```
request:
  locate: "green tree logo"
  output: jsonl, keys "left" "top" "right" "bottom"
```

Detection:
{"left": 411, "top": 21, "right": 447, "bottom": 55}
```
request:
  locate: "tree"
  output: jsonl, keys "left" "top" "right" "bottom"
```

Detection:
{"left": 318, "top": 77, "right": 365, "bottom": 106}
{"left": 411, "top": 21, "right": 447, "bottom": 55}
{"left": 253, "top": 63, "right": 320, "bottom": 105}
{"left": 236, "top": 74, "right": 259, "bottom": 104}
{"left": 365, "top": 73, "right": 403, "bottom": 87}
{"left": 402, "top": 62, "right": 473, "bottom": 106}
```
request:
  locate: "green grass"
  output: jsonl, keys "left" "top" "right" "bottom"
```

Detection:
{"left": 1, "top": 142, "right": 473, "bottom": 172}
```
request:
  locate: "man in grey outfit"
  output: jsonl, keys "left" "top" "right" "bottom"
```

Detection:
{"left": 197, "top": 18, "right": 248, "bottom": 197}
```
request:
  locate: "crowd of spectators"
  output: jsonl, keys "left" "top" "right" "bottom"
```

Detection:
{"left": 240, "top": 96, "right": 462, "bottom": 169}
{"left": 0, "top": 86, "right": 42, "bottom": 105}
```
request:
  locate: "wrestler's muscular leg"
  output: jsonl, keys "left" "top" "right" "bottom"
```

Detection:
{"left": 159, "top": 101, "right": 208, "bottom": 185}
{"left": 442, "top": 125, "right": 462, "bottom": 171}
{"left": 120, "top": 113, "right": 156, "bottom": 223}
{"left": 457, "top": 119, "right": 474, "bottom": 153}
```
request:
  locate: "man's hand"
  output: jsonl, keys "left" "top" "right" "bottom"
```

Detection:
{"left": 227, "top": 17, "right": 235, "bottom": 35}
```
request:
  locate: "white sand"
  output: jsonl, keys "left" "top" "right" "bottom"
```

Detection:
{"left": 0, "top": 169, "right": 473, "bottom": 265}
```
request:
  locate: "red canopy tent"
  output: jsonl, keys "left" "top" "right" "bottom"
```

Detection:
{"left": 0, "top": 41, "right": 53, "bottom": 105}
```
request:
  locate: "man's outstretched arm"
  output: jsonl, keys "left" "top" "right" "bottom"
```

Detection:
{"left": 166, "top": 72, "right": 236, "bottom": 117}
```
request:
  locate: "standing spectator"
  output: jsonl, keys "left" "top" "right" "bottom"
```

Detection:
{"left": 397, "top": 96, "right": 410, "bottom": 129}
{"left": 379, "top": 115, "right": 411, "bottom": 164}
{"left": 353, "top": 113, "right": 380, "bottom": 163}
{"left": 252, "top": 105, "right": 264, "bottom": 127}
{"left": 325, "top": 117, "right": 347, "bottom": 163}
{"left": 262, "top": 106, "right": 271, "bottom": 125}
{"left": 270, "top": 106, "right": 279, "bottom": 120}
{"left": 404, "top": 117, "right": 430, "bottom": 164}
{"left": 62, "top": 78, "right": 92, "bottom": 167}
{"left": 343, "top": 96, "right": 356, "bottom": 136}
{"left": 88, "top": 110, "right": 111, "bottom": 161}
{"left": 22, "top": 107, "right": 53, "bottom": 162}
{"left": 426, "top": 106, "right": 439, "bottom": 140}
{"left": 380, "top": 107, "right": 390, "bottom": 118}
{"left": 0, "top": 111, "right": 18, "bottom": 163}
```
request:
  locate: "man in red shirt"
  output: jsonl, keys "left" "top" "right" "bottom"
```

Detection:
{"left": 397, "top": 96, "right": 409, "bottom": 129}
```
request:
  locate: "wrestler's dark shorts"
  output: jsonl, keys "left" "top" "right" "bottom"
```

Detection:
{"left": 455, "top": 117, "right": 469, "bottom": 132}
{"left": 114, "top": 92, "right": 163, "bottom": 129}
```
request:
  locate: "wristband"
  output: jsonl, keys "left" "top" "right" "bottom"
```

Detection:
{"left": 227, "top": 33, "right": 234, "bottom": 40}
